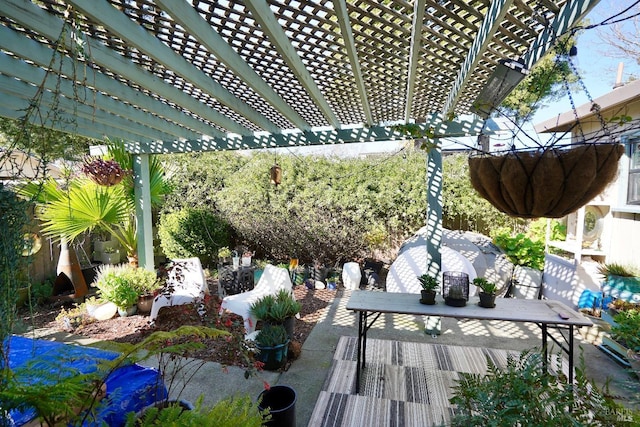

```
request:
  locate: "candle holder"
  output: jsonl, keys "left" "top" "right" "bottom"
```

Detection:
{"left": 443, "top": 271, "right": 469, "bottom": 307}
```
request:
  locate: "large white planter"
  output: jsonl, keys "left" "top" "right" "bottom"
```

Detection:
{"left": 512, "top": 265, "right": 543, "bottom": 299}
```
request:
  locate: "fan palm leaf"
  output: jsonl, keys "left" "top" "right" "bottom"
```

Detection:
{"left": 22, "top": 178, "right": 132, "bottom": 243}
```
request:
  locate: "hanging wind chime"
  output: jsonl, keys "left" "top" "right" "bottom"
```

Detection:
{"left": 270, "top": 152, "right": 282, "bottom": 186}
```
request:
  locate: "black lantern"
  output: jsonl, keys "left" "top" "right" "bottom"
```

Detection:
{"left": 443, "top": 271, "right": 469, "bottom": 307}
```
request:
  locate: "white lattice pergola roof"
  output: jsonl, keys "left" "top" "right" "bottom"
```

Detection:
{"left": 1, "top": 0, "right": 599, "bottom": 154}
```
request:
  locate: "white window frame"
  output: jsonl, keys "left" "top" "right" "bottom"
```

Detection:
{"left": 614, "top": 133, "right": 640, "bottom": 213}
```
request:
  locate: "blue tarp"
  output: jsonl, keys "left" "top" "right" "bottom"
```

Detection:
{"left": 3, "top": 336, "right": 167, "bottom": 426}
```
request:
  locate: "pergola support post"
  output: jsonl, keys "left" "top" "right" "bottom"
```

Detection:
{"left": 425, "top": 144, "right": 443, "bottom": 335}
{"left": 133, "top": 154, "right": 155, "bottom": 271}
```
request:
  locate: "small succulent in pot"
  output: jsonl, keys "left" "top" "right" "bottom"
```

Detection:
{"left": 473, "top": 277, "right": 498, "bottom": 308}
{"left": 418, "top": 274, "right": 438, "bottom": 305}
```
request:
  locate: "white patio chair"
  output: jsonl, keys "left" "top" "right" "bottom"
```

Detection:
{"left": 149, "top": 257, "right": 208, "bottom": 324}
{"left": 220, "top": 264, "right": 293, "bottom": 336}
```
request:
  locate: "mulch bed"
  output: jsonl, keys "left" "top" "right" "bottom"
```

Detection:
{"left": 16, "top": 280, "right": 338, "bottom": 369}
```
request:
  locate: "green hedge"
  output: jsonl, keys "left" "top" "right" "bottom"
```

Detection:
{"left": 160, "top": 150, "right": 517, "bottom": 264}
{"left": 157, "top": 208, "right": 230, "bottom": 267}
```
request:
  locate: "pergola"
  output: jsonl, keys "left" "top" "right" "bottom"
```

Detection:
{"left": 1, "top": 0, "right": 599, "bottom": 269}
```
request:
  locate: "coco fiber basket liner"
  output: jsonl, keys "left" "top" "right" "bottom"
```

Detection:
{"left": 468, "top": 143, "right": 624, "bottom": 218}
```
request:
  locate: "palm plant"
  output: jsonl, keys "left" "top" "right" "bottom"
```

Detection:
{"left": 18, "top": 139, "right": 170, "bottom": 264}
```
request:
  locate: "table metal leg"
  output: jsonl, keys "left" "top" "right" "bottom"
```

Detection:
{"left": 569, "top": 325, "right": 574, "bottom": 384}
{"left": 542, "top": 323, "right": 548, "bottom": 374}
{"left": 356, "top": 311, "right": 363, "bottom": 394}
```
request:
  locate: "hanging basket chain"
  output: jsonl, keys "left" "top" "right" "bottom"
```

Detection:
{"left": 566, "top": 55, "right": 611, "bottom": 141}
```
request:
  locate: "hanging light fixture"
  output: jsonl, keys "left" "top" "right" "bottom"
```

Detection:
{"left": 470, "top": 58, "right": 529, "bottom": 119}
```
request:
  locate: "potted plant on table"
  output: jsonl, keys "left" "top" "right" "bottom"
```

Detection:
{"left": 254, "top": 324, "right": 290, "bottom": 371}
{"left": 474, "top": 277, "right": 498, "bottom": 308}
{"left": 417, "top": 274, "right": 438, "bottom": 305}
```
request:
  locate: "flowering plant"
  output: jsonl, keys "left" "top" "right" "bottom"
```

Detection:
{"left": 81, "top": 157, "right": 130, "bottom": 186}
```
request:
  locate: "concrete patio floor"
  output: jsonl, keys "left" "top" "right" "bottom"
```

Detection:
{"left": 282, "top": 289, "right": 640, "bottom": 426}
{"left": 24, "top": 287, "right": 640, "bottom": 426}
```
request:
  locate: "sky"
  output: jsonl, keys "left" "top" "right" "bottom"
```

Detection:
{"left": 283, "top": 0, "right": 640, "bottom": 158}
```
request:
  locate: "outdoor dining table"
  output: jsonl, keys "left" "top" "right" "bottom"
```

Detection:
{"left": 346, "top": 290, "right": 593, "bottom": 394}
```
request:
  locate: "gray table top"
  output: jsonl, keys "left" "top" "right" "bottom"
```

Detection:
{"left": 346, "top": 290, "right": 593, "bottom": 326}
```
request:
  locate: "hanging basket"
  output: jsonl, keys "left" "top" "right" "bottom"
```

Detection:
{"left": 82, "top": 157, "right": 129, "bottom": 187}
{"left": 468, "top": 143, "right": 624, "bottom": 218}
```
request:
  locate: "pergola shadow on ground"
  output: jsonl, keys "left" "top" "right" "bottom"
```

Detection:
{"left": 25, "top": 287, "right": 638, "bottom": 426}
{"left": 284, "top": 289, "right": 638, "bottom": 426}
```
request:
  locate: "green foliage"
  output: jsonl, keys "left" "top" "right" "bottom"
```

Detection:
{"left": 611, "top": 309, "right": 640, "bottom": 352}
{"left": 493, "top": 232, "right": 545, "bottom": 271}
{"left": 442, "top": 154, "right": 518, "bottom": 235}
{"left": 94, "top": 264, "right": 146, "bottom": 308}
{"left": 17, "top": 139, "right": 170, "bottom": 257}
{"left": 163, "top": 150, "right": 428, "bottom": 264}
{"left": 255, "top": 324, "right": 288, "bottom": 347}
{"left": 0, "top": 184, "right": 31, "bottom": 363}
{"left": 126, "top": 395, "right": 265, "bottom": 427}
{"left": 29, "top": 279, "right": 53, "bottom": 306}
{"left": 157, "top": 208, "right": 230, "bottom": 267}
{"left": 417, "top": 274, "right": 438, "bottom": 291}
{"left": 450, "top": 349, "right": 638, "bottom": 426}
{"left": 0, "top": 117, "right": 95, "bottom": 163}
{"left": 250, "top": 290, "right": 300, "bottom": 323}
{"left": 18, "top": 177, "right": 131, "bottom": 243}
{"left": 526, "top": 217, "right": 566, "bottom": 242}
{"left": 500, "top": 37, "right": 578, "bottom": 121}
{"left": 473, "top": 278, "right": 498, "bottom": 295}
{"left": 597, "top": 263, "right": 640, "bottom": 279}
{"left": 119, "top": 266, "right": 161, "bottom": 295}
{"left": 218, "top": 246, "right": 232, "bottom": 258}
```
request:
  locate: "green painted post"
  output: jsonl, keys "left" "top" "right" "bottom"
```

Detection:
{"left": 132, "top": 154, "right": 155, "bottom": 271}
{"left": 425, "top": 144, "right": 443, "bottom": 334}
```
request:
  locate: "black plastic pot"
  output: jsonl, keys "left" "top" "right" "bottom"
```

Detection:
{"left": 420, "top": 290, "right": 436, "bottom": 305}
{"left": 256, "top": 341, "right": 290, "bottom": 371}
{"left": 479, "top": 292, "right": 496, "bottom": 308}
{"left": 258, "top": 385, "right": 297, "bottom": 427}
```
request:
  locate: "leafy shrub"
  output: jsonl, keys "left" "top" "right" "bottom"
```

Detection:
{"left": 158, "top": 208, "right": 230, "bottom": 267}
{"left": 611, "top": 309, "right": 640, "bottom": 352}
{"left": 126, "top": 395, "right": 265, "bottom": 427}
{"left": 94, "top": 264, "right": 148, "bottom": 308}
{"left": 493, "top": 232, "right": 545, "bottom": 271}
{"left": 442, "top": 153, "right": 520, "bottom": 235}
{"left": 161, "top": 151, "right": 520, "bottom": 264}
{"left": 0, "top": 184, "right": 30, "bottom": 352}
{"left": 450, "top": 350, "right": 638, "bottom": 426}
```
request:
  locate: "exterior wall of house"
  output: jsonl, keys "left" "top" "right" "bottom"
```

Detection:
{"left": 547, "top": 87, "right": 640, "bottom": 268}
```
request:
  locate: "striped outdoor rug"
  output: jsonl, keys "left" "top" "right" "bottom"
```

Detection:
{"left": 308, "top": 336, "right": 566, "bottom": 427}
